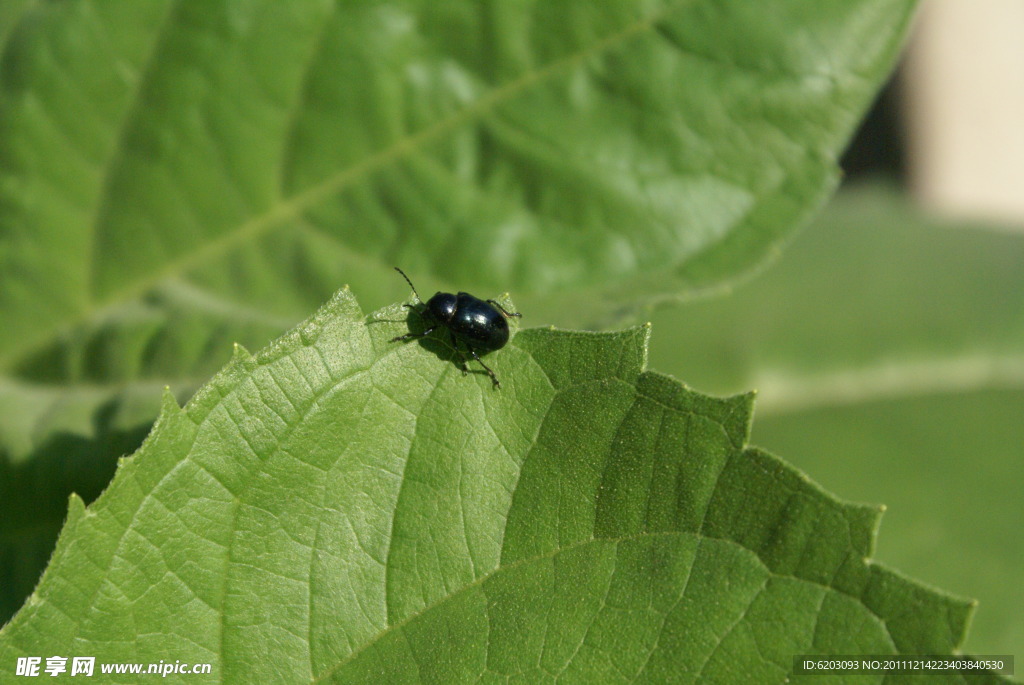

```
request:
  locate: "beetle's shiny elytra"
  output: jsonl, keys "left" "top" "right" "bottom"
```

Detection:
{"left": 389, "top": 267, "right": 521, "bottom": 388}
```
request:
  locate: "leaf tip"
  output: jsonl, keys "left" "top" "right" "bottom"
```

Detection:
{"left": 231, "top": 342, "right": 253, "bottom": 362}
{"left": 66, "top": 492, "right": 86, "bottom": 520}
{"left": 158, "top": 386, "right": 183, "bottom": 417}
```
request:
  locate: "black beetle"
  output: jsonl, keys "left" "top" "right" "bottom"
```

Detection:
{"left": 389, "top": 267, "right": 521, "bottom": 388}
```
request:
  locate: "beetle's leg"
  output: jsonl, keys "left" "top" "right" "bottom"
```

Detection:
{"left": 486, "top": 300, "right": 522, "bottom": 319}
{"left": 389, "top": 326, "right": 435, "bottom": 343}
{"left": 448, "top": 331, "right": 470, "bottom": 375}
{"left": 467, "top": 347, "right": 501, "bottom": 388}
{"left": 390, "top": 304, "right": 433, "bottom": 342}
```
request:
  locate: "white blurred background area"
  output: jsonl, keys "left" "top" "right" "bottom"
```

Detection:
{"left": 851, "top": 0, "right": 1024, "bottom": 230}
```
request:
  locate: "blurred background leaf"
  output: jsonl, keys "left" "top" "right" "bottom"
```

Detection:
{"left": 0, "top": 0, "right": 914, "bottom": 375}
{"left": 649, "top": 184, "right": 1024, "bottom": 658}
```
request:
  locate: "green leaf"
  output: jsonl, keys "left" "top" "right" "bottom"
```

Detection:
{"left": 0, "top": 0, "right": 916, "bottom": 379}
{"left": 649, "top": 184, "right": 1024, "bottom": 660}
{"left": 0, "top": 289, "right": 993, "bottom": 681}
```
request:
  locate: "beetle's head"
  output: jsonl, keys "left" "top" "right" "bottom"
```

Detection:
{"left": 426, "top": 292, "right": 457, "bottom": 323}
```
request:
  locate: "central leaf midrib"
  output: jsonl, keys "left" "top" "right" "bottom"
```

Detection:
{"left": 315, "top": 531, "right": 682, "bottom": 683}
{"left": 313, "top": 528, "right": 894, "bottom": 683}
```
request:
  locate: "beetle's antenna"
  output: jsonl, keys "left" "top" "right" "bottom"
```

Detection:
{"left": 393, "top": 267, "right": 422, "bottom": 303}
